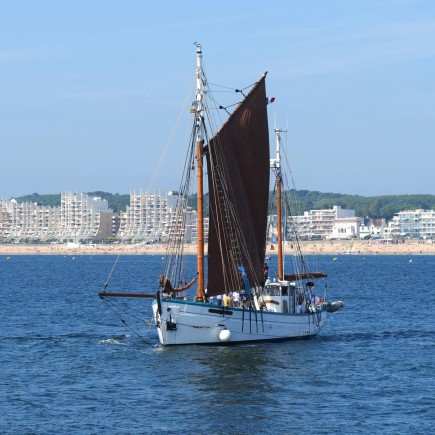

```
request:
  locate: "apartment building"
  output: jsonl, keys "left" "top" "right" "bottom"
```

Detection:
{"left": 389, "top": 209, "right": 435, "bottom": 239}
{"left": 0, "top": 193, "right": 113, "bottom": 242}
{"left": 59, "top": 192, "right": 113, "bottom": 242}
{"left": 0, "top": 191, "right": 203, "bottom": 244}
{"left": 117, "top": 190, "right": 179, "bottom": 242}
{"left": 288, "top": 206, "right": 356, "bottom": 240}
{"left": 0, "top": 199, "right": 59, "bottom": 242}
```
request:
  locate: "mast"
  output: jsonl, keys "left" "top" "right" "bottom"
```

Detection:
{"left": 195, "top": 43, "right": 205, "bottom": 301}
{"left": 272, "top": 129, "right": 284, "bottom": 280}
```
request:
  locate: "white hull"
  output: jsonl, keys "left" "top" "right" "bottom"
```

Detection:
{"left": 152, "top": 295, "right": 328, "bottom": 346}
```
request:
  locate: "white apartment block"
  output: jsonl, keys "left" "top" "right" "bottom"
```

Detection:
{"left": 59, "top": 192, "right": 113, "bottom": 242}
{"left": 117, "top": 191, "right": 205, "bottom": 244}
{"left": 0, "top": 199, "right": 60, "bottom": 242}
{"left": 390, "top": 209, "right": 435, "bottom": 239}
{"left": 0, "top": 193, "right": 113, "bottom": 242}
{"left": 288, "top": 206, "right": 356, "bottom": 240}
{"left": 117, "top": 190, "right": 179, "bottom": 242}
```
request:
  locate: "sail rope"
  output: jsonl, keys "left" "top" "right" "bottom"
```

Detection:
{"left": 207, "top": 129, "right": 260, "bottom": 291}
{"left": 272, "top": 132, "right": 309, "bottom": 279}
{"left": 100, "top": 297, "right": 156, "bottom": 348}
{"left": 206, "top": 81, "right": 258, "bottom": 114}
{"left": 276, "top": 135, "right": 326, "bottom": 306}
{"left": 201, "top": 82, "right": 246, "bottom": 292}
{"left": 161, "top": 121, "right": 197, "bottom": 288}
{"left": 207, "top": 81, "right": 257, "bottom": 94}
{"left": 209, "top": 148, "right": 243, "bottom": 287}
{"left": 161, "top": 70, "right": 265, "bottom": 298}
{"left": 102, "top": 254, "right": 121, "bottom": 291}
{"left": 148, "top": 79, "right": 195, "bottom": 191}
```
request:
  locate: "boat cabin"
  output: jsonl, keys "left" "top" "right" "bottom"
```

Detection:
{"left": 258, "top": 281, "right": 307, "bottom": 314}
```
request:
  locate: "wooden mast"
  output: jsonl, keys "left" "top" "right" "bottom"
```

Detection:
{"left": 273, "top": 129, "right": 284, "bottom": 280}
{"left": 276, "top": 170, "right": 283, "bottom": 280}
{"left": 195, "top": 43, "right": 205, "bottom": 301}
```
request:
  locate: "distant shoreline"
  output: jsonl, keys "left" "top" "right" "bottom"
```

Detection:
{"left": 1, "top": 240, "right": 435, "bottom": 256}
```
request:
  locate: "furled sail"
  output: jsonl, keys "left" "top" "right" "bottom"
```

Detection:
{"left": 206, "top": 75, "right": 270, "bottom": 297}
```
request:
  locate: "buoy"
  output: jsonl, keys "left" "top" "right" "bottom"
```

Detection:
{"left": 409, "top": 259, "right": 413, "bottom": 263}
{"left": 333, "top": 257, "right": 337, "bottom": 261}
{"left": 219, "top": 328, "right": 231, "bottom": 342}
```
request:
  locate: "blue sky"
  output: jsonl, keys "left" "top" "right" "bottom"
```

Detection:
{"left": 1, "top": 0, "right": 434, "bottom": 198}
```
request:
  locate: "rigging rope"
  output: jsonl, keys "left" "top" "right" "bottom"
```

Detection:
{"left": 102, "top": 254, "right": 121, "bottom": 291}
{"left": 101, "top": 297, "right": 156, "bottom": 348}
{"left": 162, "top": 70, "right": 265, "bottom": 296}
{"left": 149, "top": 79, "right": 195, "bottom": 191}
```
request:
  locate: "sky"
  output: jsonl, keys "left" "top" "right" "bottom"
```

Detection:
{"left": 1, "top": 0, "right": 435, "bottom": 198}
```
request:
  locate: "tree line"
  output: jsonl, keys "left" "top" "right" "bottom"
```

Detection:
{"left": 285, "top": 190, "right": 435, "bottom": 221}
{"left": 13, "top": 190, "right": 435, "bottom": 221}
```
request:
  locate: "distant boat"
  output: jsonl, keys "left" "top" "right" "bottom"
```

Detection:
{"left": 100, "top": 44, "right": 343, "bottom": 345}
{"left": 345, "top": 240, "right": 356, "bottom": 254}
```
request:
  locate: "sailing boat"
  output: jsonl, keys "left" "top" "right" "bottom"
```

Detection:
{"left": 99, "top": 44, "right": 343, "bottom": 345}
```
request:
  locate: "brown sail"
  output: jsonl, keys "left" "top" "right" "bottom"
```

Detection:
{"left": 206, "top": 75, "right": 270, "bottom": 297}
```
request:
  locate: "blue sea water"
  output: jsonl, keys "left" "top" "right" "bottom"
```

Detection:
{"left": 0, "top": 254, "right": 434, "bottom": 434}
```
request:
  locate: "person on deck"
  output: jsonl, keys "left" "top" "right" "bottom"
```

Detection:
{"left": 223, "top": 293, "right": 231, "bottom": 308}
{"left": 263, "top": 263, "right": 269, "bottom": 281}
{"left": 232, "top": 290, "right": 240, "bottom": 307}
{"left": 240, "top": 289, "right": 247, "bottom": 307}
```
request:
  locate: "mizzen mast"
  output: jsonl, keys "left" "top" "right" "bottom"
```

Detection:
{"left": 271, "top": 128, "right": 285, "bottom": 280}
{"left": 195, "top": 43, "right": 205, "bottom": 301}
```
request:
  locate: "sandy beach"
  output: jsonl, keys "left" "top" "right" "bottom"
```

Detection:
{"left": 1, "top": 240, "right": 435, "bottom": 256}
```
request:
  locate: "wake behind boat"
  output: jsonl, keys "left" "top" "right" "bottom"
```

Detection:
{"left": 99, "top": 44, "right": 343, "bottom": 345}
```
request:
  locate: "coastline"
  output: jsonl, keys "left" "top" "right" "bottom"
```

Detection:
{"left": 1, "top": 240, "right": 435, "bottom": 256}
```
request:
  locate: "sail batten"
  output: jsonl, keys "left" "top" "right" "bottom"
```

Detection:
{"left": 206, "top": 76, "right": 270, "bottom": 297}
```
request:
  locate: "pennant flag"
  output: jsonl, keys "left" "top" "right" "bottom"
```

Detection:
{"left": 266, "top": 97, "right": 276, "bottom": 105}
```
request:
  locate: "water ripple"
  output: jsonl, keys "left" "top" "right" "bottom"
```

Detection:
{"left": 1, "top": 255, "right": 434, "bottom": 434}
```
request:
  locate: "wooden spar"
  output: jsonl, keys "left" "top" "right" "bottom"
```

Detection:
{"left": 274, "top": 129, "right": 284, "bottom": 280}
{"left": 196, "top": 139, "right": 205, "bottom": 301}
{"left": 283, "top": 272, "right": 328, "bottom": 281}
{"left": 99, "top": 292, "right": 156, "bottom": 299}
{"left": 195, "top": 43, "right": 205, "bottom": 302}
{"left": 276, "top": 172, "right": 283, "bottom": 280}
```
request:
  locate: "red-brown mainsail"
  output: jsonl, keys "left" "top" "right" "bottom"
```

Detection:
{"left": 206, "top": 75, "right": 270, "bottom": 297}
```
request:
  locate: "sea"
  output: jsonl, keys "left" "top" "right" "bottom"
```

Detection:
{"left": 0, "top": 254, "right": 433, "bottom": 434}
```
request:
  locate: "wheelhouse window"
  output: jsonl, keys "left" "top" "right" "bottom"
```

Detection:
{"left": 264, "top": 285, "right": 281, "bottom": 296}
